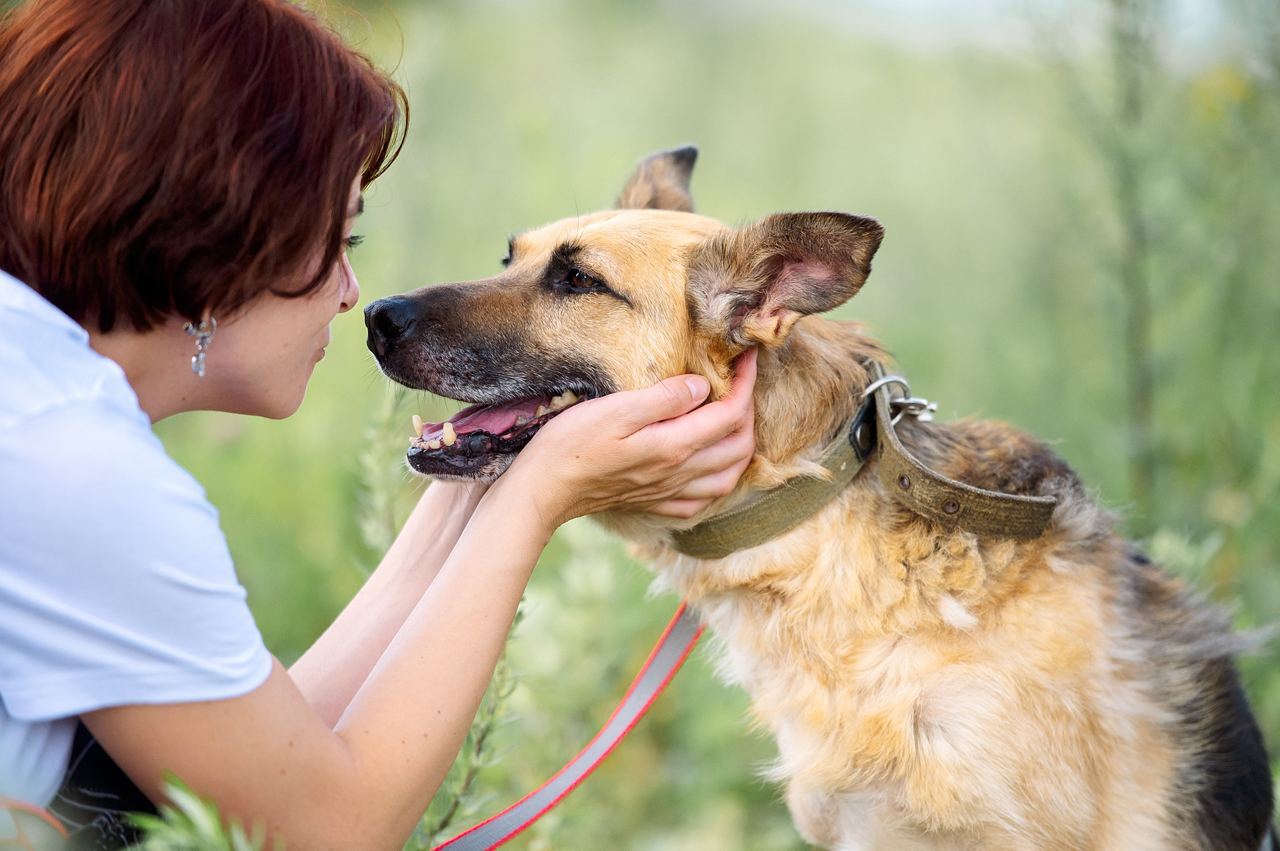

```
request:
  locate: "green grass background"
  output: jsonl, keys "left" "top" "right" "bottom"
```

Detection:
{"left": 150, "top": 1, "right": 1280, "bottom": 847}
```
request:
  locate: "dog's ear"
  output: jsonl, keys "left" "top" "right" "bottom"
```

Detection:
{"left": 689, "top": 212, "right": 884, "bottom": 347}
{"left": 616, "top": 146, "right": 698, "bottom": 212}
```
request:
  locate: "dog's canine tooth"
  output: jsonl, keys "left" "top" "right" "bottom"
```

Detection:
{"left": 549, "top": 390, "right": 579, "bottom": 411}
{"left": 535, "top": 404, "right": 548, "bottom": 417}
{"left": 442, "top": 421, "right": 457, "bottom": 446}
{"left": 412, "top": 414, "right": 425, "bottom": 437}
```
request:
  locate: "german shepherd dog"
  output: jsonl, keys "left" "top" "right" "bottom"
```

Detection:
{"left": 365, "top": 148, "right": 1274, "bottom": 850}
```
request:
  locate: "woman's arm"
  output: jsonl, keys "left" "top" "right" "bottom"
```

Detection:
{"left": 83, "top": 476, "right": 552, "bottom": 850}
{"left": 289, "top": 480, "right": 488, "bottom": 727}
{"left": 82, "top": 354, "right": 756, "bottom": 850}
{"left": 291, "top": 348, "right": 759, "bottom": 729}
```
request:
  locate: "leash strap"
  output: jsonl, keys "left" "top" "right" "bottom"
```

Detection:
{"left": 433, "top": 603, "right": 704, "bottom": 851}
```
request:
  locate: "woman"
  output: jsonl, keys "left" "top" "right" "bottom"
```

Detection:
{"left": 0, "top": 0, "right": 756, "bottom": 847}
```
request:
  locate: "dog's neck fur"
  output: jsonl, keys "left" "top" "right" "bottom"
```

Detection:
{"left": 604, "top": 314, "right": 905, "bottom": 580}
{"left": 731, "top": 317, "right": 887, "bottom": 492}
{"left": 602, "top": 312, "right": 1070, "bottom": 626}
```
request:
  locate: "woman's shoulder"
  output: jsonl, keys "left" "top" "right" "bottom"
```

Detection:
{"left": 0, "top": 371, "right": 214, "bottom": 557}
{"left": 0, "top": 270, "right": 219, "bottom": 562}
{"left": 0, "top": 270, "right": 143, "bottom": 433}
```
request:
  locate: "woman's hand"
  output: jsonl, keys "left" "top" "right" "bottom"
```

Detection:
{"left": 501, "top": 349, "right": 758, "bottom": 528}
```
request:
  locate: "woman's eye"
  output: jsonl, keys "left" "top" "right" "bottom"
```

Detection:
{"left": 344, "top": 234, "right": 365, "bottom": 251}
{"left": 567, "top": 268, "right": 596, "bottom": 289}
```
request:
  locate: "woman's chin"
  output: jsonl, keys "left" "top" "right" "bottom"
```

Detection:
{"left": 269, "top": 387, "right": 309, "bottom": 420}
{"left": 215, "top": 383, "right": 307, "bottom": 420}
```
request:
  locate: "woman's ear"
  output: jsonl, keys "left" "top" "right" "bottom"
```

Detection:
{"left": 688, "top": 211, "right": 884, "bottom": 347}
{"left": 616, "top": 145, "right": 698, "bottom": 213}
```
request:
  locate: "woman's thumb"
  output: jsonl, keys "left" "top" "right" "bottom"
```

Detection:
{"left": 610, "top": 374, "right": 710, "bottom": 433}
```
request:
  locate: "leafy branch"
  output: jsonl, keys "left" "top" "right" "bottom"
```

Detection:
{"left": 132, "top": 777, "right": 267, "bottom": 851}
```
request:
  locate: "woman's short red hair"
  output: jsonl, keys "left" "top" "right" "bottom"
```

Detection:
{"left": 0, "top": 0, "right": 407, "bottom": 333}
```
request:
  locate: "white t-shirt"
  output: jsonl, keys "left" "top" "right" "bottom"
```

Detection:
{"left": 0, "top": 270, "right": 272, "bottom": 808}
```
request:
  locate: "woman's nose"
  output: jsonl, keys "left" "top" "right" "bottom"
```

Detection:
{"left": 338, "top": 257, "right": 360, "bottom": 313}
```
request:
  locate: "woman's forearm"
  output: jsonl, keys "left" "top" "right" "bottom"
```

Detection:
{"left": 290, "top": 480, "right": 488, "bottom": 726}
{"left": 330, "top": 470, "right": 551, "bottom": 844}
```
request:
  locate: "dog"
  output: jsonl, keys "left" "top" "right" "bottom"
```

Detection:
{"left": 365, "top": 147, "right": 1274, "bottom": 850}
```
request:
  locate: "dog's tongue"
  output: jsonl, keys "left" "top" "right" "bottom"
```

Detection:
{"left": 420, "top": 396, "right": 550, "bottom": 441}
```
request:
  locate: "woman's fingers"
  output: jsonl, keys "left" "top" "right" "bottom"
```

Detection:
{"left": 626, "top": 350, "right": 757, "bottom": 512}
{"left": 679, "top": 423, "right": 755, "bottom": 481}
{"left": 640, "top": 348, "right": 757, "bottom": 451}
{"left": 616, "top": 410, "right": 755, "bottom": 511}
{"left": 668, "top": 455, "right": 753, "bottom": 501}
{"left": 594, "top": 373, "right": 712, "bottom": 435}
{"left": 646, "top": 498, "right": 714, "bottom": 520}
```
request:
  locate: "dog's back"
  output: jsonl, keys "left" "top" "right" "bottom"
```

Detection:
{"left": 1119, "top": 551, "right": 1273, "bottom": 849}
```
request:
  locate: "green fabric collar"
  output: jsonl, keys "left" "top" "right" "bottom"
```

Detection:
{"left": 669, "top": 364, "right": 1058, "bottom": 560}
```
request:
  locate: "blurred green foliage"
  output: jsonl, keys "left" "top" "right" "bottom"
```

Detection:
{"left": 152, "top": 0, "right": 1280, "bottom": 847}
{"left": 134, "top": 778, "right": 267, "bottom": 851}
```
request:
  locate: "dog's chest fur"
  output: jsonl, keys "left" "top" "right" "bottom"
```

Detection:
{"left": 609, "top": 452, "right": 1198, "bottom": 850}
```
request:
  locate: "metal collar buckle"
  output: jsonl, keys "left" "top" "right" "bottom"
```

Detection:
{"left": 862, "top": 374, "right": 938, "bottom": 425}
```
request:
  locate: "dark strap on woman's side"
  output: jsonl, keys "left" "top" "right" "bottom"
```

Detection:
{"left": 47, "top": 721, "right": 156, "bottom": 849}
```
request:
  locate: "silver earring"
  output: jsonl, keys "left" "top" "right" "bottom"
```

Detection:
{"left": 182, "top": 317, "right": 217, "bottom": 378}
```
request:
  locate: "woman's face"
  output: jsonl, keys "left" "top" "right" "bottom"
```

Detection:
{"left": 205, "top": 179, "right": 363, "bottom": 419}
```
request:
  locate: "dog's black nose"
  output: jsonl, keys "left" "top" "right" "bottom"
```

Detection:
{"left": 364, "top": 297, "right": 416, "bottom": 357}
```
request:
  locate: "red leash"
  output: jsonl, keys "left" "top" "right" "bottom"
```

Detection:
{"left": 433, "top": 603, "right": 703, "bottom": 850}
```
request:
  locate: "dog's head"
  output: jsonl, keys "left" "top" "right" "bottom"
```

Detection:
{"left": 366, "top": 146, "right": 883, "bottom": 481}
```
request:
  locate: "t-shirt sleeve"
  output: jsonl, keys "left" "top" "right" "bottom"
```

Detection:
{"left": 0, "top": 396, "right": 272, "bottom": 721}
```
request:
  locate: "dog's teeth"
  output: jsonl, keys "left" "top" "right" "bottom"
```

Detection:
{"left": 412, "top": 415, "right": 424, "bottom": 437}
{"left": 515, "top": 415, "right": 530, "bottom": 426}
{"left": 549, "top": 391, "right": 578, "bottom": 411}
{"left": 535, "top": 404, "right": 548, "bottom": 417}
{"left": 442, "top": 422, "right": 457, "bottom": 446}
{"left": 427, "top": 439, "right": 442, "bottom": 450}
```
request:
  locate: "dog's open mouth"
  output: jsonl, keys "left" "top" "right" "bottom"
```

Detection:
{"left": 407, "top": 390, "right": 584, "bottom": 477}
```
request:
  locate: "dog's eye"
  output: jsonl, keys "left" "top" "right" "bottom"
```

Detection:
{"left": 566, "top": 268, "right": 598, "bottom": 290}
